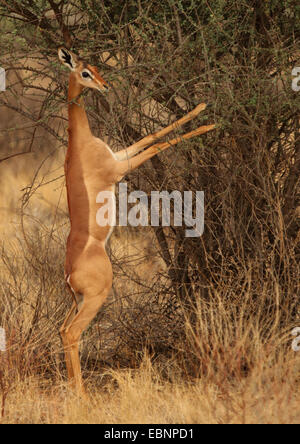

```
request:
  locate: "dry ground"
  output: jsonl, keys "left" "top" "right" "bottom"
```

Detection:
{"left": 1, "top": 351, "right": 299, "bottom": 424}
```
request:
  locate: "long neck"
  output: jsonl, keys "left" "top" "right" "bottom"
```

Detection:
{"left": 68, "top": 72, "right": 92, "bottom": 138}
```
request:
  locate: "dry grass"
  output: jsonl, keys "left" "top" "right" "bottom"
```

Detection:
{"left": 0, "top": 227, "right": 299, "bottom": 424}
{"left": 0, "top": 146, "right": 67, "bottom": 240}
{"left": 1, "top": 350, "right": 299, "bottom": 424}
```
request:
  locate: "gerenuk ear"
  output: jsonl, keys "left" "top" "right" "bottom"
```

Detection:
{"left": 58, "top": 47, "right": 78, "bottom": 71}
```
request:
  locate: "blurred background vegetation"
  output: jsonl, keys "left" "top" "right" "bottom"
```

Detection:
{"left": 0, "top": 1, "right": 299, "bottom": 420}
